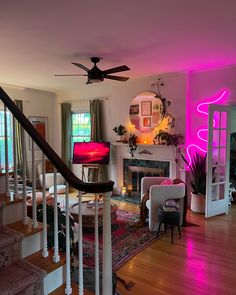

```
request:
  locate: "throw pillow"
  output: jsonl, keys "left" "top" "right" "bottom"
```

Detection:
{"left": 160, "top": 179, "right": 173, "bottom": 185}
{"left": 45, "top": 159, "right": 54, "bottom": 173}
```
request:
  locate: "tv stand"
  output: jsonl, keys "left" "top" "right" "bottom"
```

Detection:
{"left": 81, "top": 164, "right": 102, "bottom": 182}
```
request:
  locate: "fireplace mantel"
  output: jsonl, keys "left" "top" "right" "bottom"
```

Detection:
{"left": 109, "top": 143, "right": 182, "bottom": 194}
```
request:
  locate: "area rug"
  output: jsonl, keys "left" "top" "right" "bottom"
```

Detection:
{"left": 81, "top": 209, "right": 157, "bottom": 271}
{"left": 111, "top": 194, "right": 141, "bottom": 205}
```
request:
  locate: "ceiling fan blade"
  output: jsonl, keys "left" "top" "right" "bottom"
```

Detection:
{"left": 104, "top": 74, "right": 129, "bottom": 82}
{"left": 103, "top": 65, "right": 130, "bottom": 75}
{"left": 71, "top": 62, "right": 90, "bottom": 72}
{"left": 54, "top": 74, "right": 87, "bottom": 76}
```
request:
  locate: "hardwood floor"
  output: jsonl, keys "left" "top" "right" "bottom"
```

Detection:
{"left": 113, "top": 201, "right": 236, "bottom": 295}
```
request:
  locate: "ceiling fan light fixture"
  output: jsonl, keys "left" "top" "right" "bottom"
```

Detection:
{"left": 87, "top": 78, "right": 103, "bottom": 84}
{"left": 56, "top": 57, "right": 130, "bottom": 85}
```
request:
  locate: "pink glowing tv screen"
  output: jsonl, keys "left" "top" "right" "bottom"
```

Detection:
{"left": 72, "top": 142, "right": 110, "bottom": 165}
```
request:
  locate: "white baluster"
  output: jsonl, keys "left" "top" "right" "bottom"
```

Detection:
{"left": 13, "top": 117, "right": 18, "bottom": 197}
{"left": 4, "top": 105, "right": 9, "bottom": 196}
{"left": 21, "top": 126, "right": 28, "bottom": 225}
{"left": 53, "top": 168, "right": 60, "bottom": 262}
{"left": 31, "top": 140, "right": 38, "bottom": 228}
{"left": 95, "top": 193, "right": 100, "bottom": 295}
{"left": 42, "top": 153, "right": 48, "bottom": 257}
{"left": 102, "top": 191, "right": 113, "bottom": 295}
{"left": 65, "top": 182, "right": 72, "bottom": 295}
{"left": 78, "top": 190, "right": 83, "bottom": 295}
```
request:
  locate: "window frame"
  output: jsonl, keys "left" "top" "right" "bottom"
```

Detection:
{"left": 71, "top": 112, "right": 91, "bottom": 156}
{"left": 0, "top": 108, "right": 14, "bottom": 171}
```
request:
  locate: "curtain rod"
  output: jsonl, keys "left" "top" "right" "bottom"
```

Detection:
{"left": 59, "top": 96, "right": 110, "bottom": 104}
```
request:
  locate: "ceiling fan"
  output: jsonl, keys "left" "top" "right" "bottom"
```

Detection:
{"left": 55, "top": 57, "right": 130, "bottom": 84}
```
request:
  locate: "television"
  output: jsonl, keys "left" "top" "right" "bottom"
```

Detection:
{"left": 72, "top": 142, "right": 110, "bottom": 165}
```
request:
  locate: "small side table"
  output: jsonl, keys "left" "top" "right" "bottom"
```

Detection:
{"left": 157, "top": 206, "right": 181, "bottom": 244}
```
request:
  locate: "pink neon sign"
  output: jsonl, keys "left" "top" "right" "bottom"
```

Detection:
{"left": 186, "top": 88, "right": 228, "bottom": 165}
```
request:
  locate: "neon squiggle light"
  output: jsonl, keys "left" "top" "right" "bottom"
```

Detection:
{"left": 186, "top": 88, "right": 228, "bottom": 166}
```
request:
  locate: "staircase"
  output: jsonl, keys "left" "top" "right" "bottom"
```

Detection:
{"left": 0, "top": 87, "right": 114, "bottom": 295}
{"left": 0, "top": 225, "right": 45, "bottom": 294}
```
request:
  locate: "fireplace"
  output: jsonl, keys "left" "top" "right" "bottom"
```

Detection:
{"left": 123, "top": 159, "right": 170, "bottom": 196}
{"left": 110, "top": 144, "right": 182, "bottom": 195}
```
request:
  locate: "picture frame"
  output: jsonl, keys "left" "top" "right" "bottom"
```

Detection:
{"left": 129, "top": 104, "right": 139, "bottom": 115}
{"left": 141, "top": 101, "right": 152, "bottom": 116}
{"left": 29, "top": 116, "right": 48, "bottom": 150}
{"left": 143, "top": 117, "right": 151, "bottom": 127}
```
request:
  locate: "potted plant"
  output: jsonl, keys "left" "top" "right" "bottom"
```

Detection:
{"left": 113, "top": 125, "right": 127, "bottom": 142}
{"left": 128, "top": 133, "right": 137, "bottom": 159}
{"left": 154, "top": 130, "right": 184, "bottom": 146}
{"left": 181, "top": 152, "right": 207, "bottom": 213}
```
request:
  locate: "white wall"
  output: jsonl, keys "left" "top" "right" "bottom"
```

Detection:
{"left": 187, "top": 66, "right": 236, "bottom": 151}
{"left": 55, "top": 72, "right": 187, "bottom": 144}
{"left": 1, "top": 85, "right": 57, "bottom": 180}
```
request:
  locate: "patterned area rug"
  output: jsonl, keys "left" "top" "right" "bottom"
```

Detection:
{"left": 111, "top": 194, "right": 141, "bottom": 205}
{"left": 81, "top": 210, "right": 157, "bottom": 271}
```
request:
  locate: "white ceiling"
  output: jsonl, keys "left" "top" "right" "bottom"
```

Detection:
{"left": 0, "top": 0, "right": 236, "bottom": 92}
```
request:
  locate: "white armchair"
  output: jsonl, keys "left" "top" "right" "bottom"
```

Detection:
{"left": 141, "top": 177, "right": 185, "bottom": 231}
{"left": 37, "top": 160, "right": 65, "bottom": 189}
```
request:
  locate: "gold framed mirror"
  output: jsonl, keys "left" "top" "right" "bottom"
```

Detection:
{"left": 129, "top": 91, "right": 164, "bottom": 133}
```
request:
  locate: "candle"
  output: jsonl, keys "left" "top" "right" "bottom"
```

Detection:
{"left": 121, "top": 186, "right": 127, "bottom": 196}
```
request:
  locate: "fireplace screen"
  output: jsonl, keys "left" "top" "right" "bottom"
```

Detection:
{"left": 123, "top": 159, "right": 170, "bottom": 196}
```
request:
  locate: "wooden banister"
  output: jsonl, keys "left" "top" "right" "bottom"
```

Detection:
{"left": 0, "top": 87, "right": 114, "bottom": 193}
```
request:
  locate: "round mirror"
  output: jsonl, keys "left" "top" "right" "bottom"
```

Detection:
{"left": 129, "top": 91, "right": 163, "bottom": 133}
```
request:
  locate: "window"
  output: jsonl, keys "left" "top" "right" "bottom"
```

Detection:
{"left": 0, "top": 110, "right": 13, "bottom": 171}
{"left": 71, "top": 113, "right": 91, "bottom": 152}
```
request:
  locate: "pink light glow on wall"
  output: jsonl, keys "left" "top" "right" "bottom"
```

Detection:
{"left": 186, "top": 88, "right": 229, "bottom": 165}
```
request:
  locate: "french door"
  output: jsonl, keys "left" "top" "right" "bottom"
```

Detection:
{"left": 206, "top": 104, "right": 231, "bottom": 218}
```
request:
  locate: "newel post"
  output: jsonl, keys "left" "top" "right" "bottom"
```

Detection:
{"left": 102, "top": 191, "right": 113, "bottom": 295}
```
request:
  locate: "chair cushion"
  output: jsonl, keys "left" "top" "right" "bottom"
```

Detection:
{"left": 49, "top": 184, "right": 66, "bottom": 195}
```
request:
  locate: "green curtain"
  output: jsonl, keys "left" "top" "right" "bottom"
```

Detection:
{"left": 88, "top": 99, "right": 108, "bottom": 181}
{"left": 14, "top": 100, "right": 24, "bottom": 173}
{"left": 61, "top": 103, "right": 72, "bottom": 168}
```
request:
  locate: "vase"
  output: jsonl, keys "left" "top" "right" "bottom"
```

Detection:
{"left": 190, "top": 192, "right": 205, "bottom": 214}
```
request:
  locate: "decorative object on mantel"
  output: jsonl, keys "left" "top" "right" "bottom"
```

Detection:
{"left": 139, "top": 149, "right": 153, "bottom": 155}
{"left": 113, "top": 125, "right": 128, "bottom": 143}
{"left": 153, "top": 130, "right": 184, "bottom": 146}
{"left": 128, "top": 133, "right": 137, "bottom": 159}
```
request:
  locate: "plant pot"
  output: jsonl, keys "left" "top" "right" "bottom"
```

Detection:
{"left": 190, "top": 192, "right": 205, "bottom": 214}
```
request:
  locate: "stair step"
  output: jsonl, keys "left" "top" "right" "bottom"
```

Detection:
{"left": 0, "top": 258, "right": 46, "bottom": 294}
{"left": 7, "top": 220, "right": 43, "bottom": 237}
{"left": 0, "top": 225, "right": 24, "bottom": 248}
{"left": 0, "top": 193, "right": 23, "bottom": 206}
{"left": 26, "top": 249, "right": 69, "bottom": 294}
{"left": 49, "top": 282, "right": 94, "bottom": 295}
{"left": 0, "top": 225, "right": 24, "bottom": 266}
{"left": 0, "top": 195, "right": 24, "bottom": 225}
{"left": 25, "top": 249, "right": 66, "bottom": 274}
